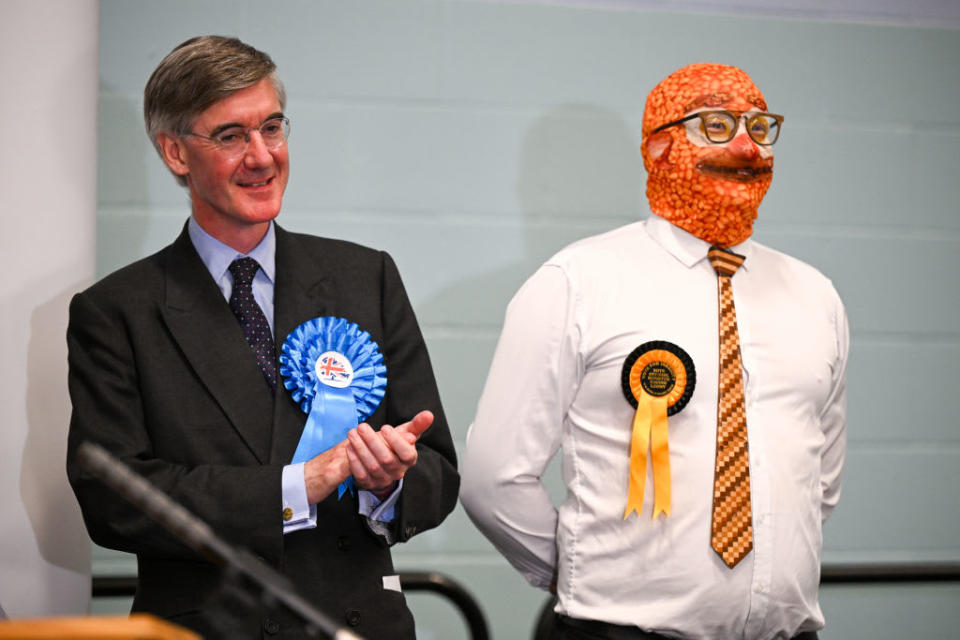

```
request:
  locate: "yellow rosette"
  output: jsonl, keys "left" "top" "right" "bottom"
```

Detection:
{"left": 621, "top": 341, "right": 695, "bottom": 519}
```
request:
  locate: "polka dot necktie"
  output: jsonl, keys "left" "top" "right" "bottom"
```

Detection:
{"left": 707, "top": 246, "right": 753, "bottom": 568}
{"left": 228, "top": 257, "right": 277, "bottom": 390}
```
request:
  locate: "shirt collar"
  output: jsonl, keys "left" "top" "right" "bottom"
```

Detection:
{"left": 645, "top": 213, "right": 753, "bottom": 271}
{"left": 187, "top": 217, "right": 277, "bottom": 284}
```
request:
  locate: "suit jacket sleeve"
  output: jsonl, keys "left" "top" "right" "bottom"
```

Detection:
{"left": 377, "top": 252, "right": 459, "bottom": 542}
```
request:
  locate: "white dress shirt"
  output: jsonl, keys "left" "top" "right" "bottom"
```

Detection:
{"left": 461, "top": 214, "right": 848, "bottom": 640}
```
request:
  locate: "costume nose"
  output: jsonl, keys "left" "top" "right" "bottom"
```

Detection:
{"left": 728, "top": 131, "right": 759, "bottom": 160}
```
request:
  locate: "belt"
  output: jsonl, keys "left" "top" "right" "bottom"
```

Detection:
{"left": 554, "top": 614, "right": 819, "bottom": 640}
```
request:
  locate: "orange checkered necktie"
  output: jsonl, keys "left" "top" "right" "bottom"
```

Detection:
{"left": 707, "top": 246, "right": 753, "bottom": 568}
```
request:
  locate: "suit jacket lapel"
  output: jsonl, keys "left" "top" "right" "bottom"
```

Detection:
{"left": 270, "top": 225, "right": 334, "bottom": 464}
{"left": 160, "top": 226, "right": 275, "bottom": 463}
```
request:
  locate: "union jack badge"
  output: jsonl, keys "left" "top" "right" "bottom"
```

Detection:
{"left": 314, "top": 351, "right": 355, "bottom": 388}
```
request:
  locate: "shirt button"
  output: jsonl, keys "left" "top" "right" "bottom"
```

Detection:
{"left": 345, "top": 609, "right": 362, "bottom": 627}
{"left": 282, "top": 507, "right": 293, "bottom": 521}
{"left": 262, "top": 617, "right": 280, "bottom": 634}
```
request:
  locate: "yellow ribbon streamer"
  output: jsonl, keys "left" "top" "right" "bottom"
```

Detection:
{"left": 623, "top": 392, "right": 671, "bottom": 519}
{"left": 650, "top": 396, "right": 671, "bottom": 518}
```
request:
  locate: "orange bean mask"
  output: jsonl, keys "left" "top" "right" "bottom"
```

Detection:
{"left": 641, "top": 64, "right": 774, "bottom": 247}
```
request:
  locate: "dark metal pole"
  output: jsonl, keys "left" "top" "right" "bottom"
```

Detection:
{"left": 77, "top": 441, "right": 363, "bottom": 640}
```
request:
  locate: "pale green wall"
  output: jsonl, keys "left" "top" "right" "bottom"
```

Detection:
{"left": 95, "top": 1, "right": 960, "bottom": 637}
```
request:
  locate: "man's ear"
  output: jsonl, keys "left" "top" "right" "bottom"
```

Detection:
{"left": 643, "top": 131, "right": 673, "bottom": 166}
{"left": 156, "top": 133, "right": 190, "bottom": 178}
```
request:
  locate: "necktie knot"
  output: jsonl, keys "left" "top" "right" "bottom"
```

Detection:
{"left": 708, "top": 246, "right": 746, "bottom": 278}
{"left": 229, "top": 257, "right": 261, "bottom": 287}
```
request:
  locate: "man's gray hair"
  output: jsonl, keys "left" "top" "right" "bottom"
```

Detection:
{"left": 144, "top": 35, "right": 286, "bottom": 186}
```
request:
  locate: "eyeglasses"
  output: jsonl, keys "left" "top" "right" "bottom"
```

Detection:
{"left": 183, "top": 116, "right": 291, "bottom": 157}
{"left": 652, "top": 110, "right": 784, "bottom": 146}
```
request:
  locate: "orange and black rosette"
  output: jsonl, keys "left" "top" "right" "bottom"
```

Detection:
{"left": 620, "top": 341, "right": 695, "bottom": 519}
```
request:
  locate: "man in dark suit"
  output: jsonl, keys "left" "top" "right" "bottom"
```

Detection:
{"left": 66, "top": 36, "right": 458, "bottom": 639}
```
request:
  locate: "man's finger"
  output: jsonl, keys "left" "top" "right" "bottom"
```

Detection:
{"left": 346, "top": 436, "right": 396, "bottom": 488}
{"left": 355, "top": 423, "right": 396, "bottom": 465}
{"left": 381, "top": 425, "right": 418, "bottom": 465}
{"left": 345, "top": 445, "right": 370, "bottom": 485}
{"left": 347, "top": 428, "right": 386, "bottom": 476}
{"left": 394, "top": 410, "right": 434, "bottom": 440}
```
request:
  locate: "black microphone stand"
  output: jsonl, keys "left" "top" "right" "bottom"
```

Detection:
{"left": 77, "top": 441, "right": 365, "bottom": 640}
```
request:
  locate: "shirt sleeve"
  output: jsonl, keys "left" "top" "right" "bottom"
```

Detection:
{"left": 358, "top": 479, "right": 402, "bottom": 523}
{"left": 281, "top": 463, "right": 316, "bottom": 533}
{"left": 460, "top": 264, "right": 581, "bottom": 589}
{"left": 282, "top": 464, "right": 402, "bottom": 535}
{"left": 819, "top": 289, "right": 849, "bottom": 522}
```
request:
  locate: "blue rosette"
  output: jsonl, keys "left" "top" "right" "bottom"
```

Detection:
{"left": 279, "top": 316, "right": 387, "bottom": 498}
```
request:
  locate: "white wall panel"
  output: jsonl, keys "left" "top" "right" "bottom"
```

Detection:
{"left": 0, "top": 0, "right": 98, "bottom": 618}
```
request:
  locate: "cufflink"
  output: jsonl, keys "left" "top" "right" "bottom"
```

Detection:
{"left": 282, "top": 507, "right": 293, "bottom": 521}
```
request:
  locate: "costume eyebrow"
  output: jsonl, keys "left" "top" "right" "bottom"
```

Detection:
{"left": 685, "top": 94, "right": 730, "bottom": 111}
{"left": 683, "top": 93, "right": 767, "bottom": 112}
{"left": 208, "top": 112, "right": 285, "bottom": 137}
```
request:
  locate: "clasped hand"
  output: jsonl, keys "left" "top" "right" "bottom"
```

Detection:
{"left": 304, "top": 410, "right": 433, "bottom": 505}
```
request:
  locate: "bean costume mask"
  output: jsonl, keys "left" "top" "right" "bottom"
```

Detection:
{"left": 641, "top": 63, "right": 775, "bottom": 247}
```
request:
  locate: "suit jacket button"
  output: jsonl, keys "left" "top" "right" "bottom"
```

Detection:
{"left": 405, "top": 525, "right": 417, "bottom": 537}
{"left": 345, "top": 609, "right": 361, "bottom": 627}
{"left": 262, "top": 617, "right": 280, "bottom": 635}
{"left": 337, "top": 536, "right": 351, "bottom": 551}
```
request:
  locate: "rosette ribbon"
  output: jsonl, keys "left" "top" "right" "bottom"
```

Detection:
{"left": 625, "top": 392, "right": 671, "bottom": 519}
{"left": 279, "top": 317, "right": 387, "bottom": 498}
{"left": 620, "top": 341, "right": 696, "bottom": 520}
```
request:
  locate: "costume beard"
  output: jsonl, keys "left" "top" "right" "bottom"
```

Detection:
{"left": 645, "top": 139, "right": 772, "bottom": 247}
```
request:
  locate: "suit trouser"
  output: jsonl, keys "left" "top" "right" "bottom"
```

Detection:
{"left": 552, "top": 614, "right": 819, "bottom": 640}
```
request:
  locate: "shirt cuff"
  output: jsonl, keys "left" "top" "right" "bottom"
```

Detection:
{"left": 358, "top": 478, "right": 403, "bottom": 523}
{"left": 282, "top": 462, "right": 317, "bottom": 534}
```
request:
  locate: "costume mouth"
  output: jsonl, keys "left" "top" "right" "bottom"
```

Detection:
{"left": 696, "top": 162, "right": 772, "bottom": 183}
